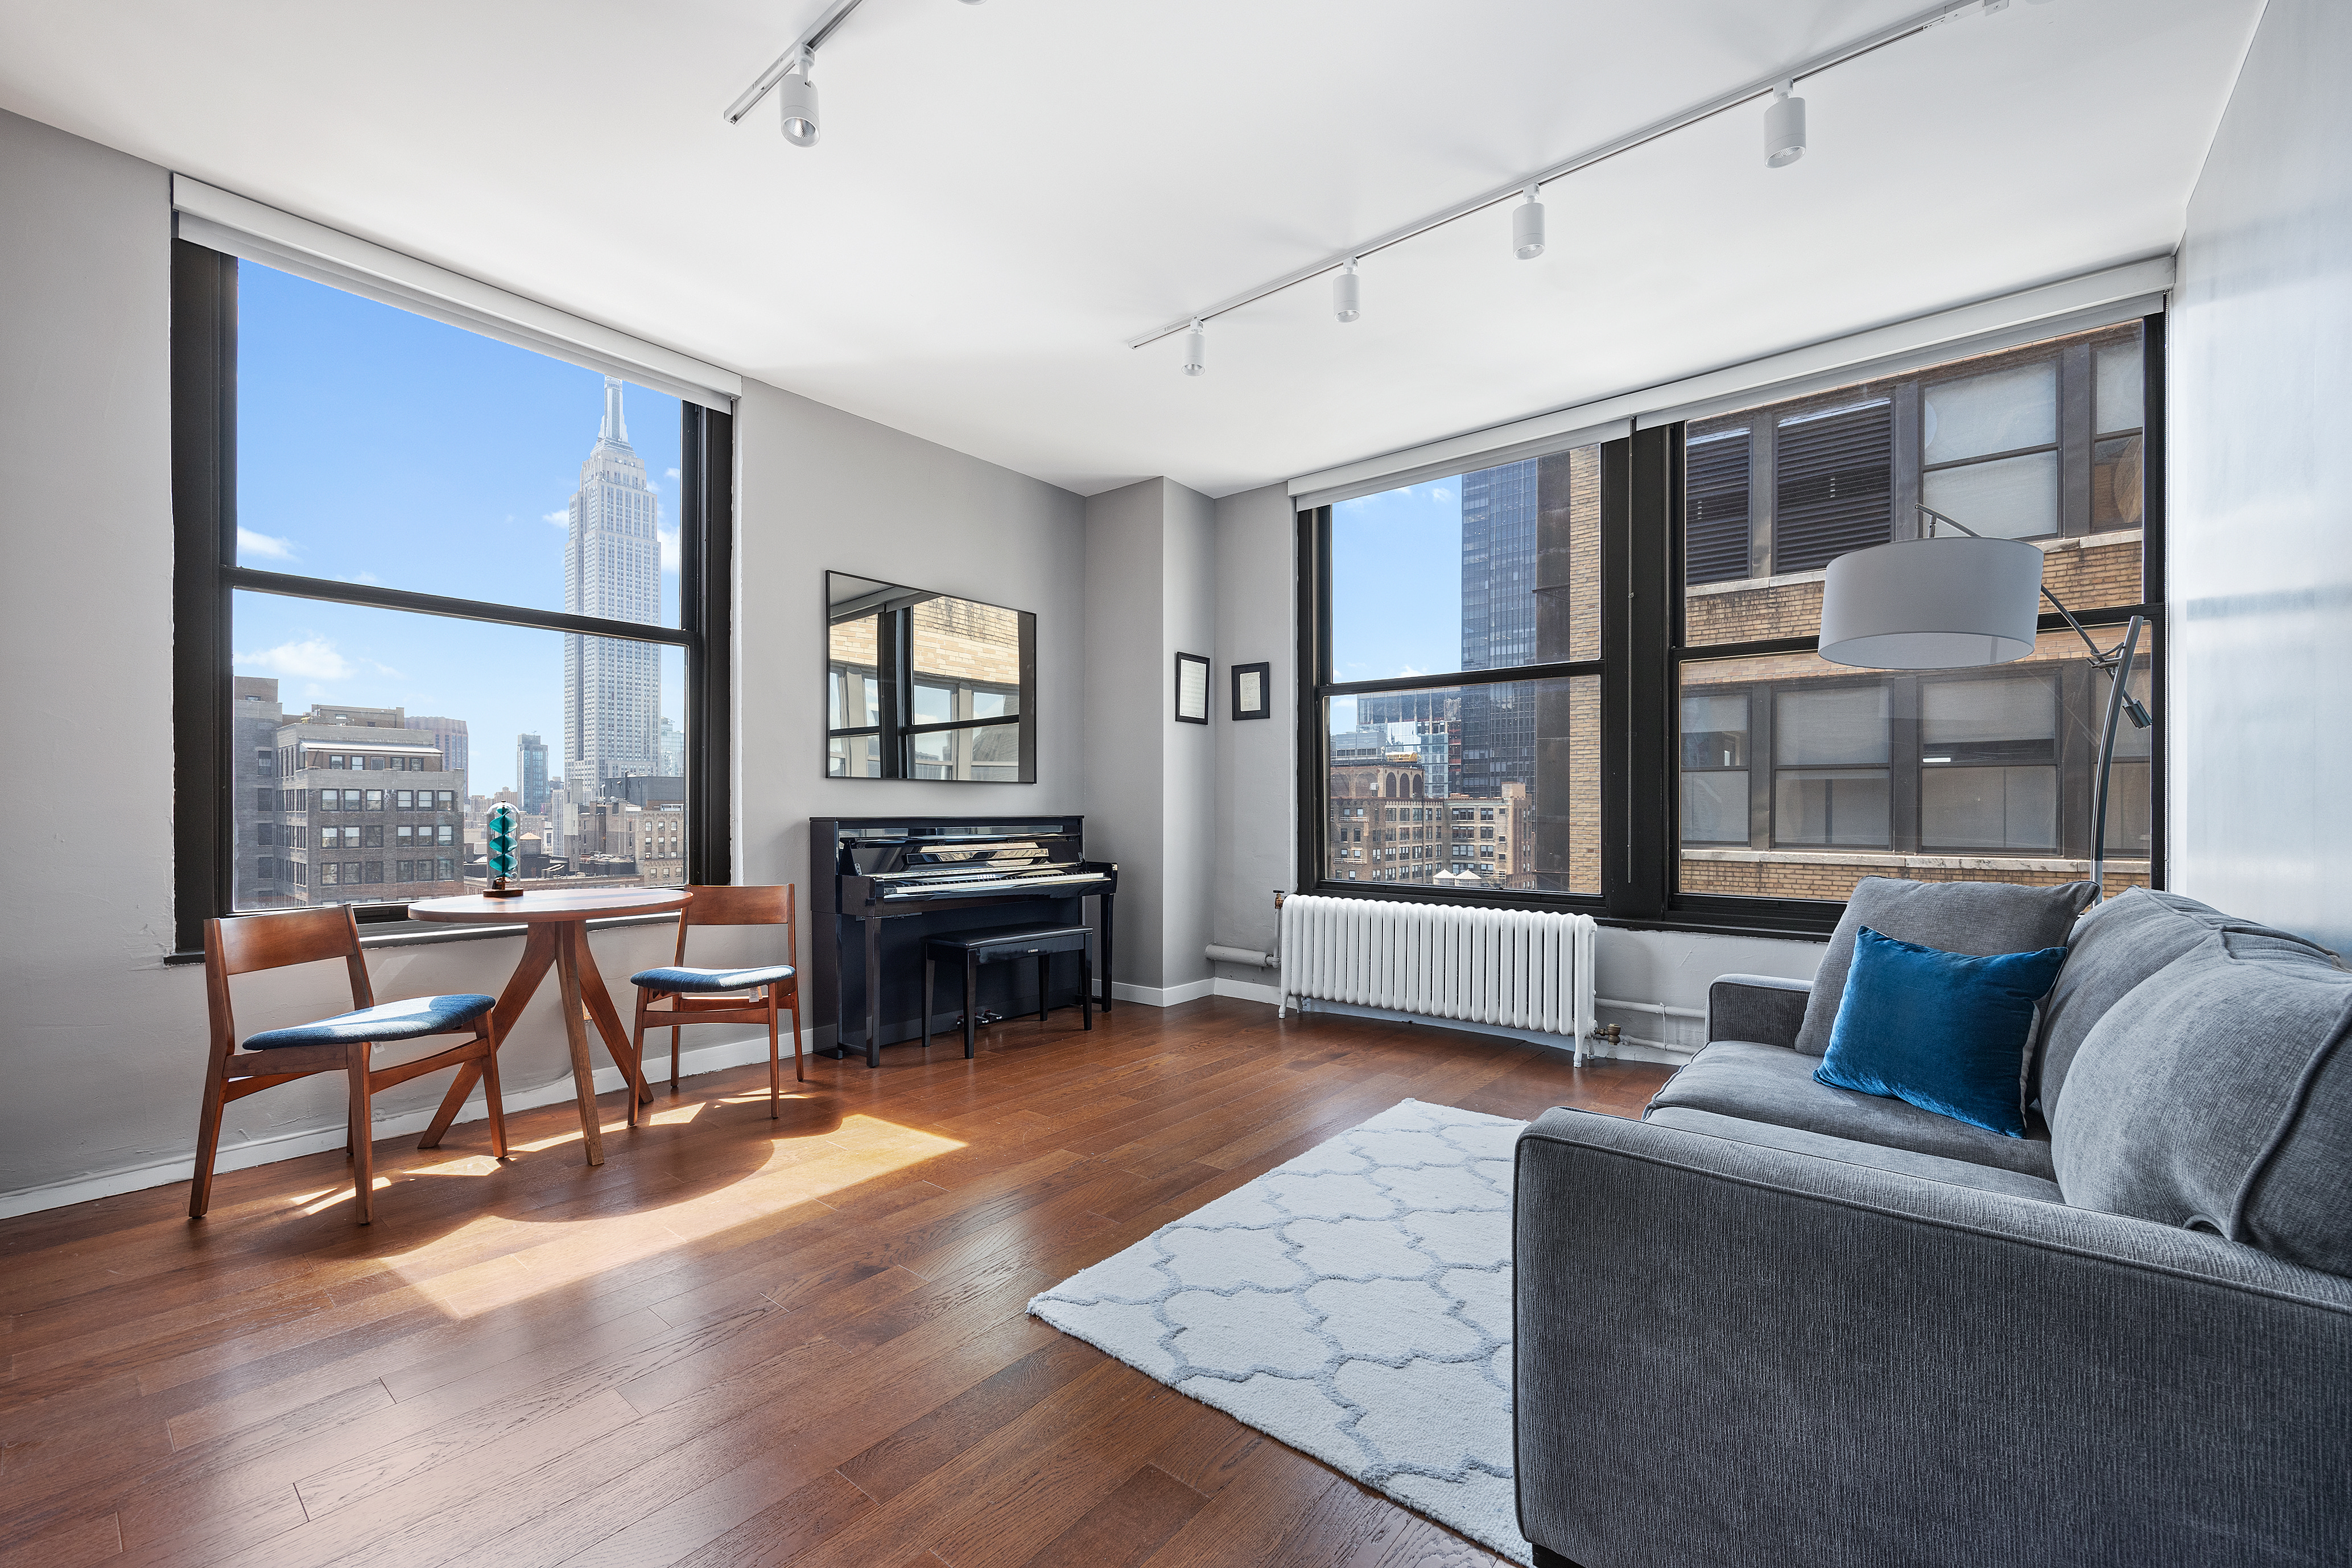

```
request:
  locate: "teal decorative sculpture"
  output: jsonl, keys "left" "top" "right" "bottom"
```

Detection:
{"left": 486, "top": 803, "right": 523, "bottom": 898}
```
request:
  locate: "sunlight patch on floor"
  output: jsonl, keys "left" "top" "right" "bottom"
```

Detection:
{"left": 379, "top": 1112, "right": 964, "bottom": 1318}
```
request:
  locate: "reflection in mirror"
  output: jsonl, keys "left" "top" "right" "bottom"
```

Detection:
{"left": 827, "top": 572, "right": 1035, "bottom": 782}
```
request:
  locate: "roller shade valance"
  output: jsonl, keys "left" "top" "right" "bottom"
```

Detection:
{"left": 172, "top": 175, "right": 742, "bottom": 412}
{"left": 1290, "top": 255, "right": 2171, "bottom": 511}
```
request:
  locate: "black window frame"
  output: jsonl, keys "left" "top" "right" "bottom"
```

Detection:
{"left": 1297, "top": 313, "right": 2167, "bottom": 939}
{"left": 168, "top": 238, "right": 734, "bottom": 957}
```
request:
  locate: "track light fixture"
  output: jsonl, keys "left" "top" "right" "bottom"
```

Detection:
{"left": 1512, "top": 185, "right": 1546, "bottom": 260}
{"left": 1131, "top": 1, "right": 2022, "bottom": 358}
{"left": 778, "top": 49, "right": 820, "bottom": 146}
{"left": 1333, "top": 260, "right": 1361, "bottom": 323}
{"left": 1765, "top": 82, "right": 1806, "bottom": 168}
{"left": 725, "top": 0, "right": 985, "bottom": 143}
{"left": 1182, "top": 319, "right": 1206, "bottom": 377}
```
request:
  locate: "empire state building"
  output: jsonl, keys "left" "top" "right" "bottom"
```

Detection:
{"left": 563, "top": 377, "right": 662, "bottom": 796}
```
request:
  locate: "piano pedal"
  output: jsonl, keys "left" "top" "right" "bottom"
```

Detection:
{"left": 957, "top": 1009, "right": 1007, "bottom": 1033}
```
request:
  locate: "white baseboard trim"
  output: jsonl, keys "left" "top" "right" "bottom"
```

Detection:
{"left": 1211, "top": 976, "right": 1284, "bottom": 1007}
{"left": 1290, "top": 997, "right": 1695, "bottom": 1066}
{"left": 1109, "top": 978, "right": 1215, "bottom": 1006}
{"left": 0, "top": 1030, "right": 778, "bottom": 1222}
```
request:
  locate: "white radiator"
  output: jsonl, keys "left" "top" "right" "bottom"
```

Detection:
{"left": 1277, "top": 894, "right": 1599, "bottom": 1063}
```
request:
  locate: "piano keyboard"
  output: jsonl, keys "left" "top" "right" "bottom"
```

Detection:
{"left": 878, "top": 870, "right": 1113, "bottom": 900}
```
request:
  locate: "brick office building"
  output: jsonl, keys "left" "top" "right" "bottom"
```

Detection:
{"left": 232, "top": 678, "right": 467, "bottom": 908}
{"left": 1326, "top": 757, "right": 1442, "bottom": 886}
{"left": 1675, "top": 321, "right": 2154, "bottom": 902}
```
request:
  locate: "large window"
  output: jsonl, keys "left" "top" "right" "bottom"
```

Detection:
{"left": 171, "top": 242, "right": 732, "bottom": 951}
{"left": 1676, "top": 321, "right": 2157, "bottom": 909}
{"left": 1301, "top": 316, "right": 2163, "bottom": 931}
{"left": 1305, "top": 445, "right": 1603, "bottom": 896}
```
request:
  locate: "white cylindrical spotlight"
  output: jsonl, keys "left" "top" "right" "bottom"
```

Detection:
{"left": 778, "top": 63, "right": 820, "bottom": 146}
{"left": 1512, "top": 185, "right": 1545, "bottom": 259}
{"left": 1182, "top": 319, "right": 1206, "bottom": 377}
{"left": 1333, "top": 260, "right": 1360, "bottom": 323}
{"left": 1765, "top": 84, "right": 1806, "bottom": 168}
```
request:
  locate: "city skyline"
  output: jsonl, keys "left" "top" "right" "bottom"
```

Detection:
{"left": 230, "top": 259, "right": 684, "bottom": 798}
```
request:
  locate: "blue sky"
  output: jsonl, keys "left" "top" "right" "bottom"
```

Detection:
{"left": 1327, "top": 479, "right": 1468, "bottom": 733}
{"left": 232, "top": 262, "right": 684, "bottom": 795}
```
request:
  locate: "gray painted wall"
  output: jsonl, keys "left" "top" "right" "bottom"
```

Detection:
{"left": 1211, "top": 485, "right": 1297, "bottom": 977}
{"left": 731, "top": 376, "right": 1088, "bottom": 995}
{"left": 0, "top": 109, "right": 1086, "bottom": 1211}
{"left": 1163, "top": 481, "right": 1217, "bottom": 992}
{"left": 1081, "top": 477, "right": 1217, "bottom": 995}
{"left": 1083, "top": 479, "right": 1169, "bottom": 989}
{"left": 2171, "top": 0, "right": 2352, "bottom": 951}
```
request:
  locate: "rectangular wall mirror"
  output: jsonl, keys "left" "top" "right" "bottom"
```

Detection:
{"left": 827, "top": 572, "right": 1037, "bottom": 782}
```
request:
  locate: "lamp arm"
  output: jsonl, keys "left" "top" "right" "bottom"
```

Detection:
{"left": 2037, "top": 581, "right": 2114, "bottom": 663}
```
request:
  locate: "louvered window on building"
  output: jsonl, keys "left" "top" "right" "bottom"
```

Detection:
{"left": 1772, "top": 400, "right": 1893, "bottom": 573}
{"left": 1685, "top": 429, "right": 1752, "bottom": 584}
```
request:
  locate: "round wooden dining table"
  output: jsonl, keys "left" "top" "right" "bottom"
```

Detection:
{"left": 408, "top": 886, "right": 692, "bottom": 1167}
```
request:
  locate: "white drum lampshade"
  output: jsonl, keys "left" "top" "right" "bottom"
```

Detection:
{"left": 1817, "top": 536, "right": 2045, "bottom": 669}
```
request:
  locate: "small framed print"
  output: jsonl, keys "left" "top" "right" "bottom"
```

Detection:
{"left": 1231, "top": 661, "right": 1271, "bottom": 720}
{"left": 1174, "top": 652, "right": 1211, "bottom": 724}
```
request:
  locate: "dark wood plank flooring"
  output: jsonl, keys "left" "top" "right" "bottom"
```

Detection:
{"left": 0, "top": 997, "right": 1668, "bottom": 1568}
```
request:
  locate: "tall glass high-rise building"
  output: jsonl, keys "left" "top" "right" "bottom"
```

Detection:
{"left": 1458, "top": 459, "right": 1539, "bottom": 798}
{"left": 562, "top": 378, "right": 662, "bottom": 797}
{"left": 517, "top": 732, "right": 549, "bottom": 815}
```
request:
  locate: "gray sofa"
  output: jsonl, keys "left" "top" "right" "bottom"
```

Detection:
{"left": 1513, "top": 885, "right": 2352, "bottom": 1568}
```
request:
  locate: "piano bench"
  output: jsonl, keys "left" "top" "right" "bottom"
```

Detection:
{"left": 922, "top": 925, "right": 1095, "bottom": 1059}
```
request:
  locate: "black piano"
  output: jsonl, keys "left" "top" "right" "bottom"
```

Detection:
{"left": 811, "top": 815, "right": 1117, "bottom": 1067}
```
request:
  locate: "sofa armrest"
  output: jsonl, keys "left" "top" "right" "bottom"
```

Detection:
{"left": 1706, "top": 972, "right": 1812, "bottom": 1049}
{"left": 1512, "top": 1109, "right": 2352, "bottom": 1568}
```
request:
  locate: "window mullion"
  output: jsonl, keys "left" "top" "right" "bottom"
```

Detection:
{"left": 171, "top": 240, "right": 239, "bottom": 955}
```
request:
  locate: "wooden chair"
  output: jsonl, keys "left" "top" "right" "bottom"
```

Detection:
{"left": 629, "top": 884, "right": 803, "bottom": 1118}
{"left": 194, "top": 907, "right": 509, "bottom": 1225}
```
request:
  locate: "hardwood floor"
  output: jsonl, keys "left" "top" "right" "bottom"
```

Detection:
{"left": 0, "top": 997, "right": 1669, "bottom": 1568}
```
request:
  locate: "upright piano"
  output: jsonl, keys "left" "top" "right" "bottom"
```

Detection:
{"left": 811, "top": 815, "right": 1117, "bottom": 1067}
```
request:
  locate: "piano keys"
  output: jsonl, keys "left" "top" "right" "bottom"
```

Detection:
{"left": 811, "top": 815, "right": 1117, "bottom": 1067}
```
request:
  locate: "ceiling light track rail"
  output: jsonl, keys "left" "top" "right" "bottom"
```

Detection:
{"left": 1128, "top": 0, "right": 2008, "bottom": 352}
{"left": 723, "top": 0, "right": 867, "bottom": 126}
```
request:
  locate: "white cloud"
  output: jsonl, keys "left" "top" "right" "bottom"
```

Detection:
{"left": 658, "top": 526, "right": 680, "bottom": 572}
{"left": 369, "top": 660, "right": 405, "bottom": 678}
{"left": 665, "top": 467, "right": 680, "bottom": 480}
{"left": 544, "top": 510, "right": 569, "bottom": 527}
{"left": 234, "top": 636, "right": 352, "bottom": 680}
{"left": 237, "top": 527, "right": 298, "bottom": 560}
{"left": 1398, "top": 664, "right": 1426, "bottom": 677}
{"left": 340, "top": 571, "right": 381, "bottom": 586}
{"left": 1430, "top": 488, "right": 1454, "bottom": 504}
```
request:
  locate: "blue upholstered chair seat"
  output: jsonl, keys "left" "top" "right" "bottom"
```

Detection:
{"left": 242, "top": 993, "right": 496, "bottom": 1051}
{"left": 631, "top": 964, "right": 796, "bottom": 994}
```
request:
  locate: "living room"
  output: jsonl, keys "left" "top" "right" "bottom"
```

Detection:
{"left": 2, "top": 2, "right": 2343, "bottom": 1564}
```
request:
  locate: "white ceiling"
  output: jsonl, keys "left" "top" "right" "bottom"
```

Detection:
{"left": 0, "top": 0, "right": 2260, "bottom": 498}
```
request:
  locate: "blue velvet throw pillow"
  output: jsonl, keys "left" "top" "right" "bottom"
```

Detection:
{"left": 1814, "top": 926, "right": 2070, "bottom": 1138}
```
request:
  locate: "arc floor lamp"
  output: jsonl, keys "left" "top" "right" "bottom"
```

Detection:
{"left": 1817, "top": 505, "right": 2153, "bottom": 899}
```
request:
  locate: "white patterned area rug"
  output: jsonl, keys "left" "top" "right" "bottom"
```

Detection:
{"left": 1028, "top": 1099, "right": 1534, "bottom": 1565}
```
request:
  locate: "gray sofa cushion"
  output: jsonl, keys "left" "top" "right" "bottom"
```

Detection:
{"left": 1649, "top": 1039, "right": 2056, "bottom": 1178}
{"left": 2054, "top": 928, "right": 2352, "bottom": 1274}
{"left": 1792, "top": 876, "right": 2094, "bottom": 1058}
{"left": 2033, "top": 886, "right": 2339, "bottom": 1114}
{"left": 1643, "top": 1105, "right": 2066, "bottom": 1201}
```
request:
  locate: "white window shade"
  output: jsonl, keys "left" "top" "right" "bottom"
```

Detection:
{"left": 1289, "top": 255, "right": 2171, "bottom": 511}
{"left": 171, "top": 175, "right": 741, "bottom": 412}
